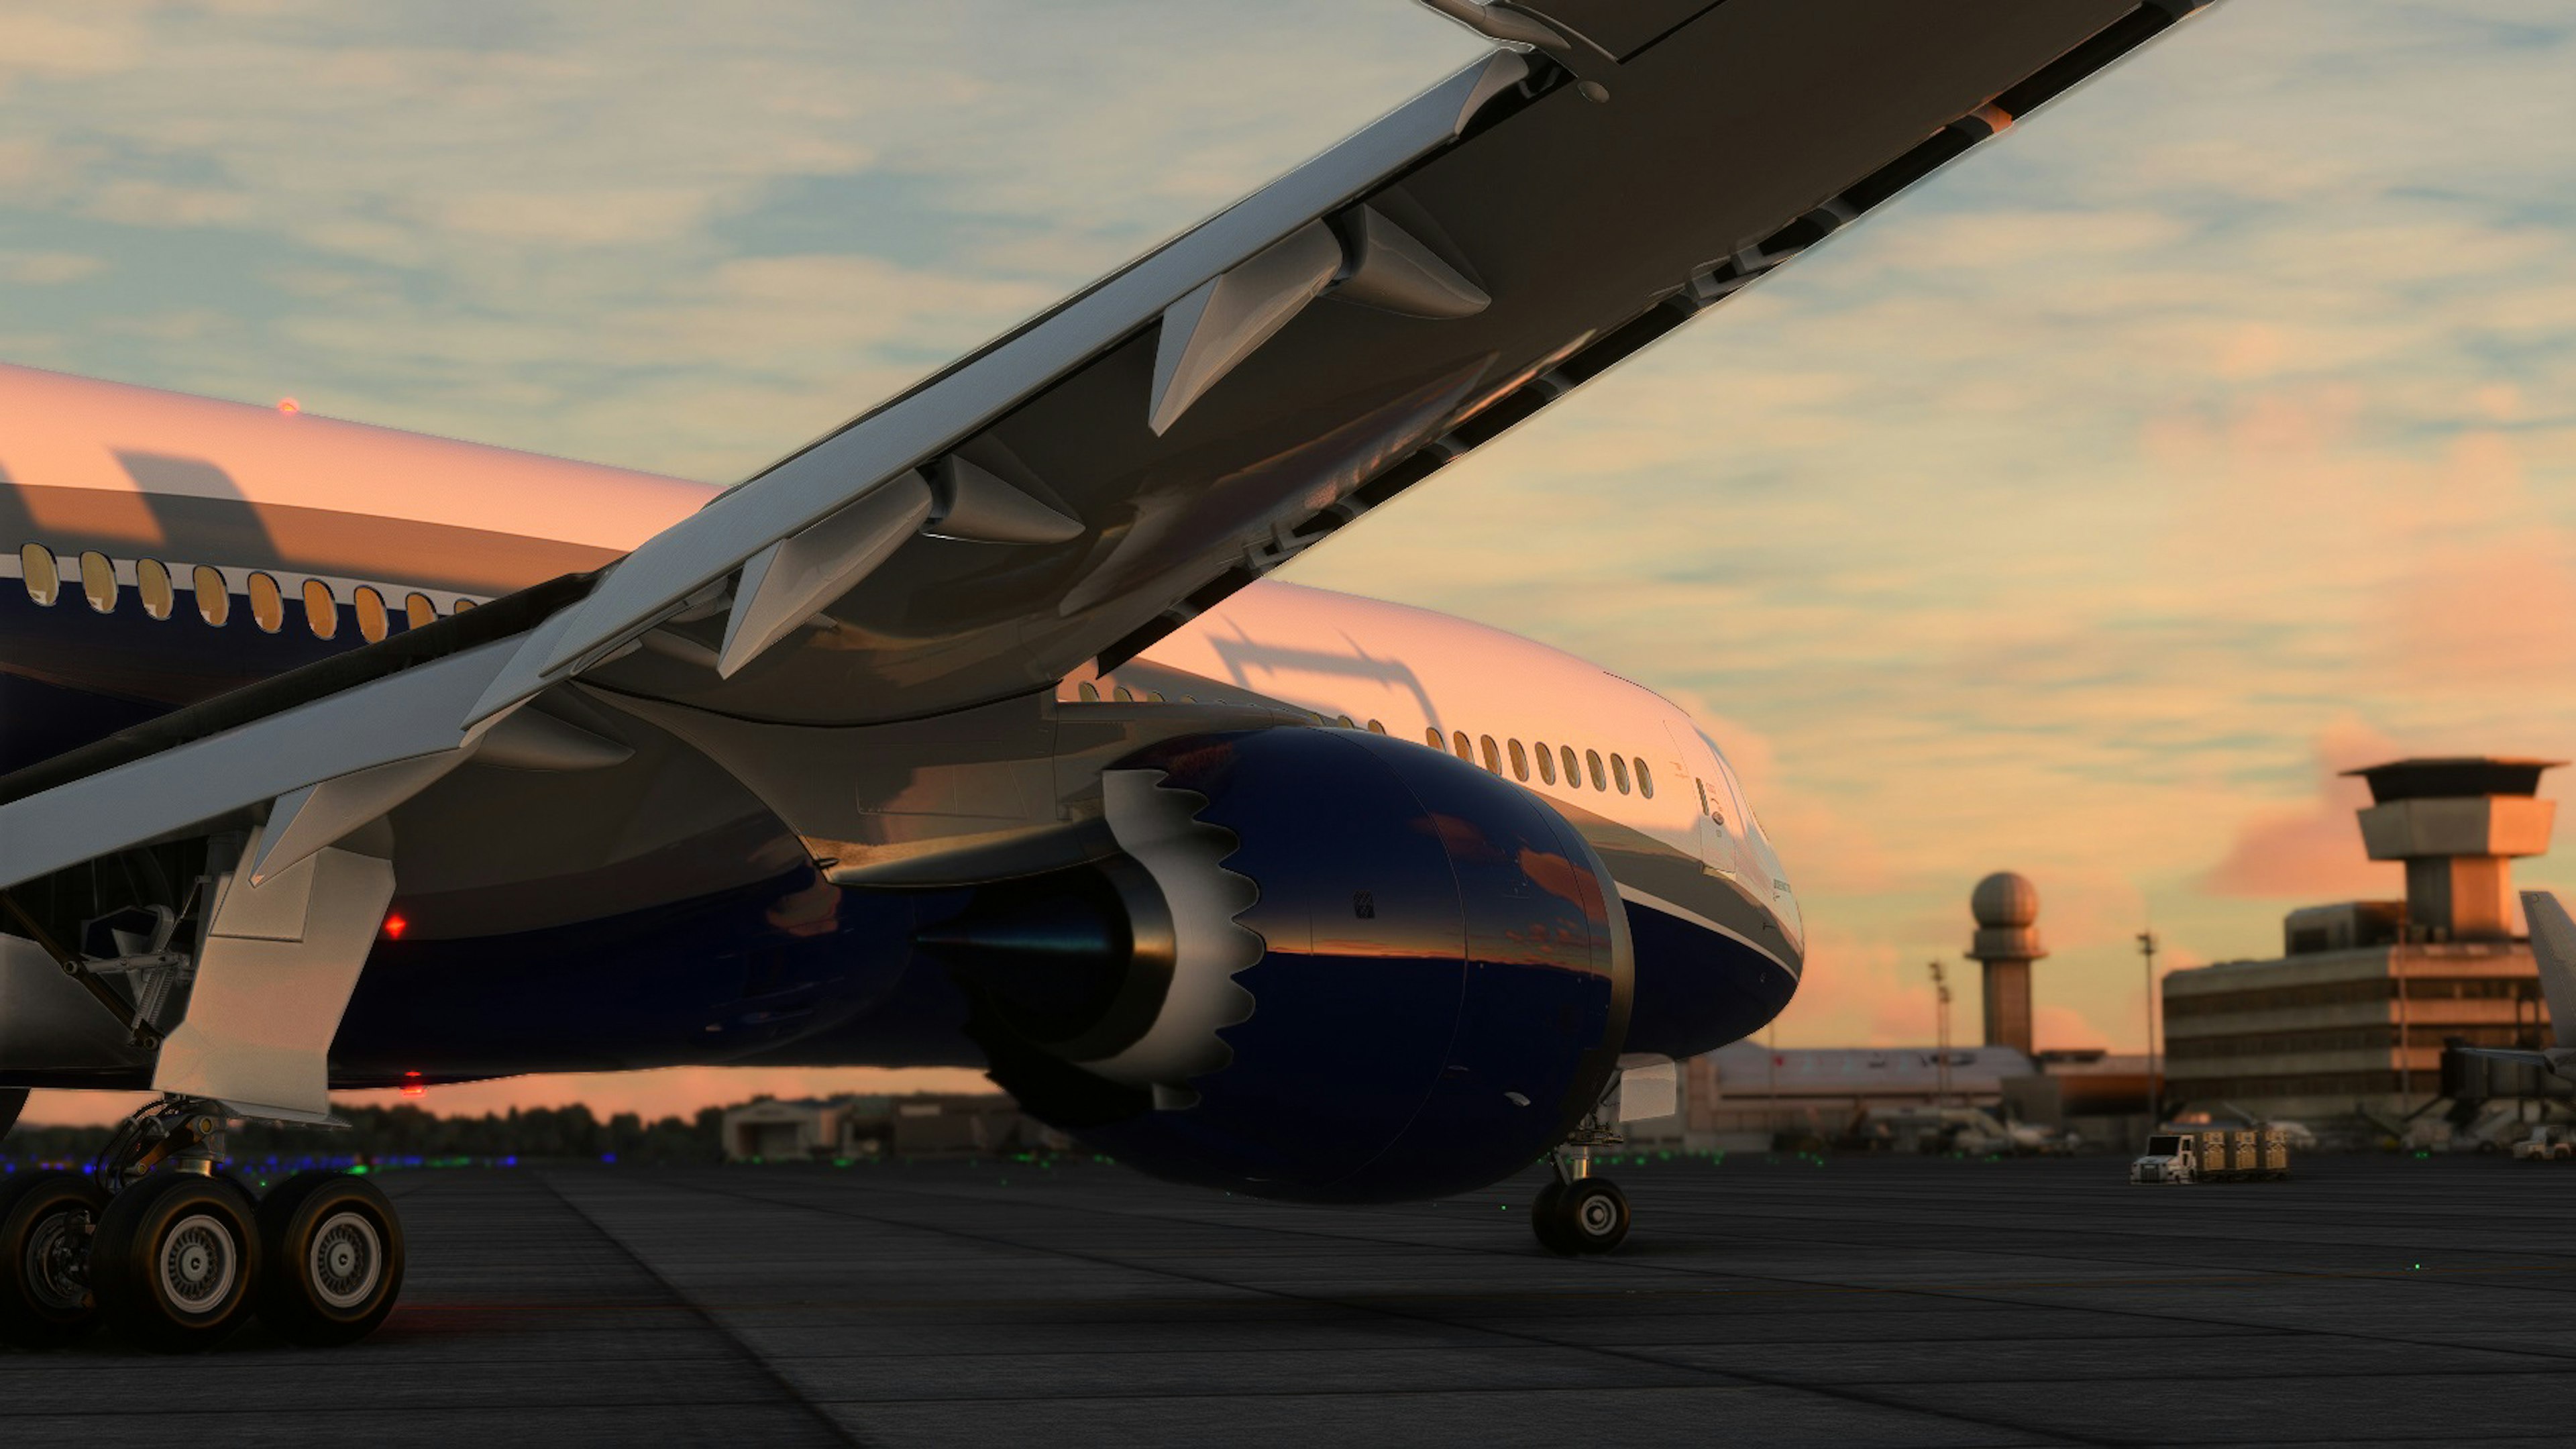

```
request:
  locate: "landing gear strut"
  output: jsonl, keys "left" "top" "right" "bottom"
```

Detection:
{"left": 0, "top": 1095, "right": 404, "bottom": 1352}
{"left": 1532, "top": 1120, "right": 1631, "bottom": 1256}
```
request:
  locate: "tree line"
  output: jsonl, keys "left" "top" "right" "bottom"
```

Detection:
{"left": 4, "top": 1102, "right": 729, "bottom": 1167}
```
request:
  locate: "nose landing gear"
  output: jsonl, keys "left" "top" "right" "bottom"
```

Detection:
{"left": 0, "top": 1095, "right": 405, "bottom": 1352}
{"left": 1531, "top": 1127, "right": 1632, "bottom": 1256}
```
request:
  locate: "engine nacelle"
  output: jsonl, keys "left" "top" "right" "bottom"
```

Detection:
{"left": 928, "top": 727, "right": 1631, "bottom": 1203}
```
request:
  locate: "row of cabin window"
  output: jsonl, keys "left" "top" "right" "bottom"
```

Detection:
{"left": 1428, "top": 728, "right": 1654, "bottom": 798}
{"left": 1072, "top": 682, "right": 1652, "bottom": 799}
{"left": 16, "top": 543, "right": 472, "bottom": 643}
{"left": 1075, "top": 680, "right": 1395, "bottom": 733}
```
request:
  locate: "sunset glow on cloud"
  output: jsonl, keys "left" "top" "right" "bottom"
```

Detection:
{"left": 7, "top": 1, "right": 2573, "bottom": 1122}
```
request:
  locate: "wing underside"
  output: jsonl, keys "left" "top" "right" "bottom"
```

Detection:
{"left": 2, "top": 0, "right": 2216, "bottom": 900}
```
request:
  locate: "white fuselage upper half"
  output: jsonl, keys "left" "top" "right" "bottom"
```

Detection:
{"left": 0, "top": 361, "right": 1798, "bottom": 960}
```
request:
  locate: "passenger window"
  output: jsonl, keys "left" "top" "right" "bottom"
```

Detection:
{"left": 1479, "top": 735, "right": 1501, "bottom": 773}
{"left": 248, "top": 572, "right": 284, "bottom": 633}
{"left": 405, "top": 592, "right": 437, "bottom": 629}
{"left": 1508, "top": 739, "right": 1529, "bottom": 781}
{"left": 1146, "top": 690, "right": 1166, "bottom": 703}
{"left": 1697, "top": 779, "right": 1713, "bottom": 818}
{"left": 18, "top": 543, "right": 59, "bottom": 606}
{"left": 79, "top": 551, "right": 117, "bottom": 613}
{"left": 138, "top": 558, "right": 174, "bottom": 620}
{"left": 194, "top": 566, "right": 230, "bottom": 626}
{"left": 1366, "top": 719, "right": 1385, "bottom": 735}
{"left": 449, "top": 598, "right": 476, "bottom": 613}
{"left": 1536, "top": 741, "right": 1557, "bottom": 785}
{"left": 1561, "top": 745, "right": 1579, "bottom": 788}
{"left": 1452, "top": 731, "right": 1472, "bottom": 761}
{"left": 1077, "top": 681, "right": 1100, "bottom": 702}
{"left": 1425, "top": 727, "right": 1443, "bottom": 749}
{"left": 1611, "top": 754, "right": 1631, "bottom": 794}
{"left": 1586, "top": 749, "right": 1607, "bottom": 791}
{"left": 1635, "top": 759, "right": 1654, "bottom": 798}
{"left": 1336, "top": 714, "right": 1354, "bottom": 729}
{"left": 354, "top": 585, "right": 388, "bottom": 643}
{"left": 303, "top": 578, "right": 339, "bottom": 639}
{"left": 1115, "top": 686, "right": 1134, "bottom": 702}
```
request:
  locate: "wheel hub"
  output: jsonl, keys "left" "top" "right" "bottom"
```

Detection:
{"left": 158, "top": 1214, "right": 237, "bottom": 1312}
{"left": 23, "top": 1209, "right": 89, "bottom": 1311}
{"left": 309, "top": 1211, "right": 382, "bottom": 1309}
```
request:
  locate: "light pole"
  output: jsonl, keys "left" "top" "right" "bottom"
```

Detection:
{"left": 2137, "top": 927, "right": 2161, "bottom": 1124}
{"left": 1929, "top": 960, "right": 1952, "bottom": 1110}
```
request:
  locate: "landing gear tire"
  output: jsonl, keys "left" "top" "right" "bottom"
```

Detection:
{"left": 258, "top": 1172, "right": 403, "bottom": 1347}
{"left": 0, "top": 1172, "right": 109, "bottom": 1348}
{"left": 1529, "top": 1180, "right": 1574, "bottom": 1254}
{"left": 91, "top": 1174, "right": 262, "bottom": 1352}
{"left": 1542, "top": 1178, "right": 1630, "bottom": 1255}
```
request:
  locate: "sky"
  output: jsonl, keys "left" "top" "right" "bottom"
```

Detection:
{"left": 6, "top": 1, "right": 2575, "bottom": 1124}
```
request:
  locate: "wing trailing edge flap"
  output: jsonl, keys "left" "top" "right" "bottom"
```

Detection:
{"left": 0, "top": 632, "right": 631, "bottom": 897}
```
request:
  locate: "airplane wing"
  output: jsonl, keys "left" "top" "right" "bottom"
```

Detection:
{"left": 3, "top": 0, "right": 2217, "bottom": 902}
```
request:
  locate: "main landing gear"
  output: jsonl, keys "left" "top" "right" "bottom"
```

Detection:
{"left": 0, "top": 1097, "right": 403, "bottom": 1352}
{"left": 1531, "top": 1122, "right": 1631, "bottom": 1256}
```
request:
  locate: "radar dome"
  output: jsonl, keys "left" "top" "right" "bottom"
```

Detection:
{"left": 1970, "top": 871, "right": 2040, "bottom": 930}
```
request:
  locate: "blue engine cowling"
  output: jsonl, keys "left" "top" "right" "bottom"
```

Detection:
{"left": 934, "top": 727, "right": 1631, "bottom": 1203}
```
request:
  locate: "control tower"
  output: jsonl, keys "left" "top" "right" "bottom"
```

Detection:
{"left": 1966, "top": 872, "right": 2047, "bottom": 1054}
{"left": 2345, "top": 757, "right": 2564, "bottom": 941}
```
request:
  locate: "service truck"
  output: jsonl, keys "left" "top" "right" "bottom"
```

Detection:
{"left": 2131, "top": 1128, "right": 2290, "bottom": 1184}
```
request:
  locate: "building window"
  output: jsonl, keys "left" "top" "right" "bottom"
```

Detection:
{"left": 1452, "top": 731, "right": 1472, "bottom": 761}
{"left": 1586, "top": 749, "right": 1606, "bottom": 791}
{"left": 138, "top": 558, "right": 174, "bottom": 621}
{"left": 1508, "top": 739, "right": 1529, "bottom": 781}
{"left": 1535, "top": 741, "right": 1557, "bottom": 785}
{"left": 303, "top": 578, "right": 339, "bottom": 639}
{"left": 194, "top": 566, "right": 230, "bottom": 626}
{"left": 248, "top": 572, "right": 284, "bottom": 633}
{"left": 18, "top": 543, "right": 60, "bottom": 606}
{"left": 405, "top": 592, "right": 437, "bottom": 629}
{"left": 1561, "top": 745, "right": 1579, "bottom": 788}
{"left": 79, "top": 551, "right": 117, "bottom": 614}
{"left": 354, "top": 585, "right": 389, "bottom": 643}
{"left": 1077, "top": 681, "right": 1100, "bottom": 702}
{"left": 1611, "top": 754, "right": 1631, "bottom": 794}
{"left": 1635, "top": 759, "right": 1654, "bottom": 799}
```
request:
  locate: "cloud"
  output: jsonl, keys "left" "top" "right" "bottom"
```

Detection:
{"left": 0, "top": 250, "right": 105, "bottom": 284}
{"left": 2200, "top": 718, "right": 2406, "bottom": 899}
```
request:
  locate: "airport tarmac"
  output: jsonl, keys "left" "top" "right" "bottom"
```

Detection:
{"left": 5, "top": 1151, "right": 2575, "bottom": 1446}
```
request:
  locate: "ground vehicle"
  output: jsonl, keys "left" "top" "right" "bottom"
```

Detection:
{"left": 2130, "top": 1133, "right": 2197, "bottom": 1184}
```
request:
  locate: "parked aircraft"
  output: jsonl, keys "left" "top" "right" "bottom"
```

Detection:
{"left": 2452, "top": 891, "right": 2576, "bottom": 1083}
{"left": 0, "top": 0, "right": 2220, "bottom": 1350}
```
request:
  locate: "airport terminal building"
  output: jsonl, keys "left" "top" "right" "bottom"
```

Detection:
{"left": 2162, "top": 758, "right": 2559, "bottom": 1125}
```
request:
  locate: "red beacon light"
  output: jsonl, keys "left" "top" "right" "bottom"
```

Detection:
{"left": 277, "top": 397, "right": 300, "bottom": 415}
{"left": 380, "top": 912, "right": 409, "bottom": 941}
{"left": 401, "top": 1071, "right": 425, "bottom": 1098}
